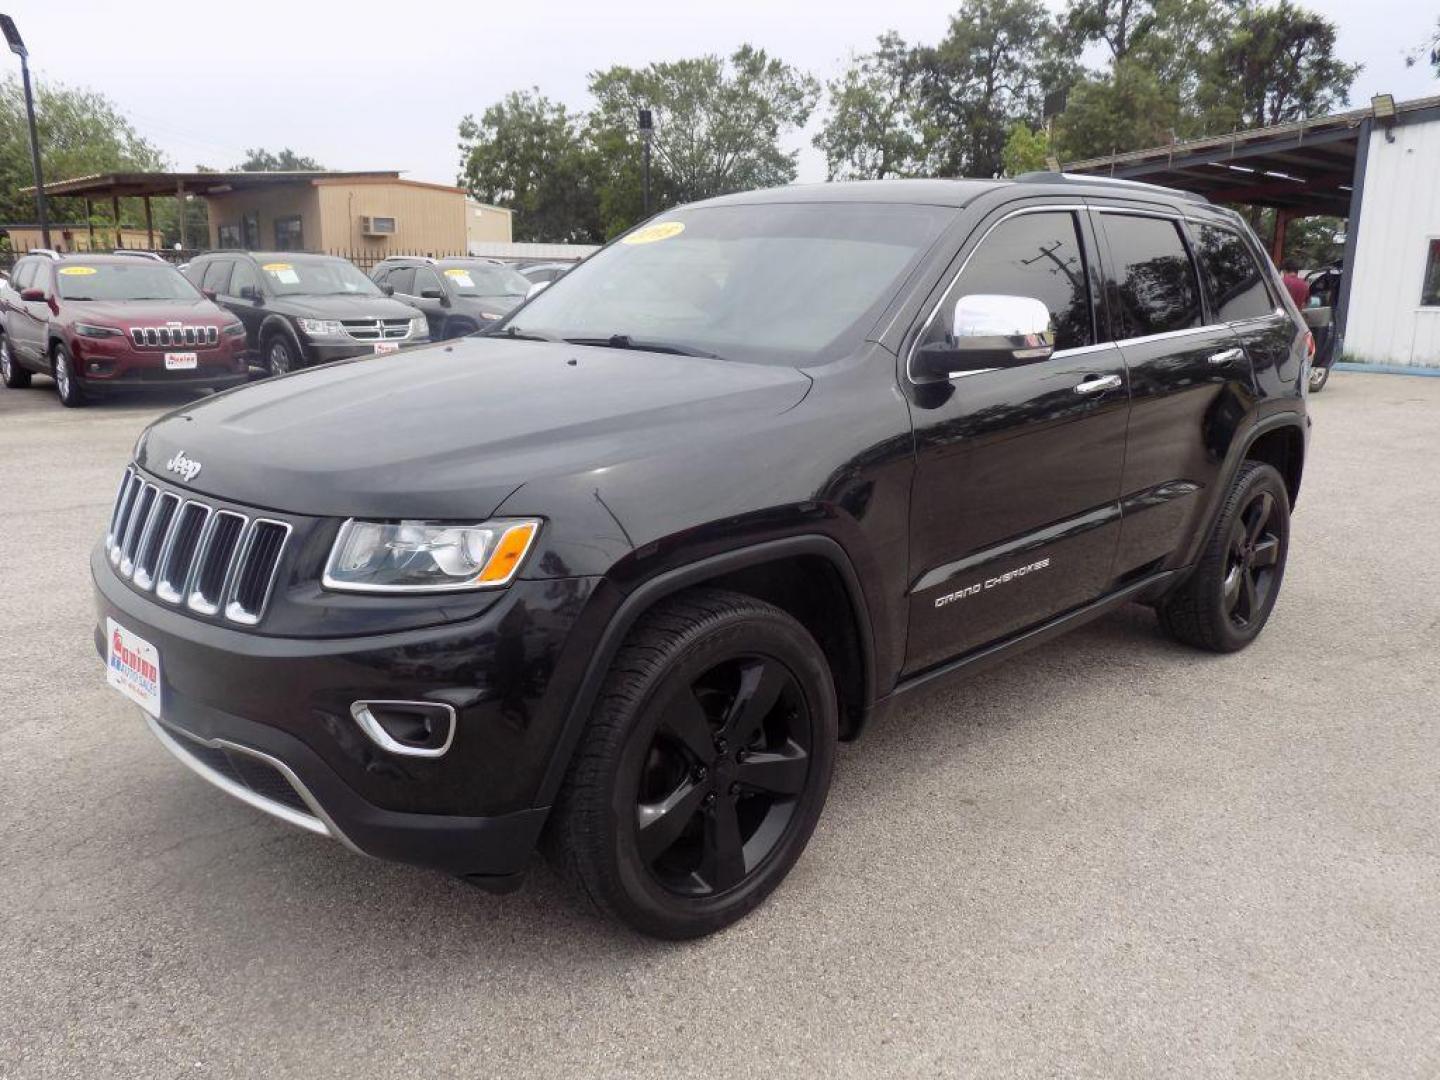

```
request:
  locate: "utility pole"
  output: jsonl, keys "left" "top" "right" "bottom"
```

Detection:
{"left": 638, "top": 108, "right": 653, "bottom": 216}
{"left": 1, "top": 15, "right": 49, "bottom": 249}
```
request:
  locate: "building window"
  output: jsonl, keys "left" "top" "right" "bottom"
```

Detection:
{"left": 274, "top": 215, "right": 303, "bottom": 251}
{"left": 217, "top": 224, "right": 242, "bottom": 249}
{"left": 1422, "top": 239, "right": 1440, "bottom": 308}
{"left": 242, "top": 212, "right": 260, "bottom": 249}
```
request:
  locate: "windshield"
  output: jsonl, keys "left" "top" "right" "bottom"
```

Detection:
{"left": 259, "top": 258, "right": 380, "bottom": 297}
{"left": 441, "top": 264, "right": 531, "bottom": 297}
{"left": 503, "top": 202, "right": 955, "bottom": 364}
{"left": 55, "top": 263, "right": 199, "bottom": 301}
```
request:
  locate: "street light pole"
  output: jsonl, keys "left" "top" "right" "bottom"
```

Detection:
{"left": 638, "top": 108, "right": 653, "bottom": 217}
{"left": 1, "top": 16, "right": 48, "bottom": 249}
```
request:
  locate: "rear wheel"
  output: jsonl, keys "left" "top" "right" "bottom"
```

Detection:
{"left": 52, "top": 344, "right": 86, "bottom": 408}
{"left": 1157, "top": 461, "right": 1290, "bottom": 652}
{"left": 0, "top": 335, "right": 30, "bottom": 388}
{"left": 1308, "top": 365, "right": 1330, "bottom": 392}
{"left": 547, "top": 588, "right": 838, "bottom": 939}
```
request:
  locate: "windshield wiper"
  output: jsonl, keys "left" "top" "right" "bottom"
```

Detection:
{"left": 564, "top": 334, "right": 720, "bottom": 359}
{"left": 489, "top": 325, "right": 556, "bottom": 342}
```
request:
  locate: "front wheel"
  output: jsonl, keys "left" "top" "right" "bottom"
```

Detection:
{"left": 53, "top": 344, "right": 86, "bottom": 407}
{"left": 546, "top": 588, "right": 838, "bottom": 938}
{"left": 1157, "top": 461, "right": 1290, "bottom": 652}
{"left": 264, "top": 333, "right": 300, "bottom": 376}
{"left": 1309, "top": 365, "right": 1330, "bottom": 392}
{"left": 1, "top": 335, "right": 31, "bottom": 388}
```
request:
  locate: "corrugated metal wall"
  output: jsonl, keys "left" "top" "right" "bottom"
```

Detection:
{"left": 1345, "top": 117, "right": 1440, "bottom": 366}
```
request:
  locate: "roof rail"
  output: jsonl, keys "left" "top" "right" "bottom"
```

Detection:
{"left": 27, "top": 248, "right": 62, "bottom": 260}
{"left": 111, "top": 250, "right": 165, "bottom": 261}
{"left": 1014, "top": 170, "right": 1210, "bottom": 204}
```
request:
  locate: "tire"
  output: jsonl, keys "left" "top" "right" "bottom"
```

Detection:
{"left": 0, "top": 334, "right": 31, "bottom": 388}
{"left": 52, "top": 343, "right": 86, "bottom": 408}
{"left": 1157, "top": 461, "right": 1290, "bottom": 652}
{"left": 546, "top": 588, "right": 838, "bottom": 939}
{"left": 1309, "top": 365, "right": 1330, "bottom": 392}
{"left": 264, "top": 332, "right": 300, "bottom": 376}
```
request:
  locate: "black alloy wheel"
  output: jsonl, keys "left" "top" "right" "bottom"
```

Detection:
{"left": 1158, "top": 460, "right": 1290, "bottom": 652}
{"left": 547, "top": 588, "right": 838, "bottom": 938}
{"left": 1222, "top": 489, "right": 1281, "bottom": 630}
{"left": 635, "top": 652, "right": 812, "bottom": 898}
{"left": 266, "top": 334, "right": 297, "bottom": 376}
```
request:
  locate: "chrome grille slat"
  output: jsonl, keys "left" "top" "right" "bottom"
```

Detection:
{"left": 106, "top": 469, "right": 290, "bottom": 624}
{"left": 187, "top": 510, "right": 247, "bottom": 616}
{"left": 129, "top": 325, "right": 220, "bottom": 349}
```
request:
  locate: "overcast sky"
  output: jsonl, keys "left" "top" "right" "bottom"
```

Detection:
{"left": 9, "top": 0, "right": 1438, "bottom": 186}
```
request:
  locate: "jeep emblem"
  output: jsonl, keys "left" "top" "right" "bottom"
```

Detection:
{"left": 165, "top": 450, "right": 202, "bottom": 483}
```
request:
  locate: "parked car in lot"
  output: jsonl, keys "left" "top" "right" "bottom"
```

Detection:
{"left": 517, "top": 261, "right": 574, "bottom": 287}
{"left": 183, "top": 251, "right": 428, "bottom": 375}
{"left": 94, "top": 175, "right": 1310, "bottom": 938}
{"left": 370, "top": 256, "right": 531, "bottom": 339}
{"left": 0, "top": 252, "right": 248, "bottom": 406}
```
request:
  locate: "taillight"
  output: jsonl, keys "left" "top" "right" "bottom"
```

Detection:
{"left": 1304, "top": 331, "right": 1315, "bottom": 360}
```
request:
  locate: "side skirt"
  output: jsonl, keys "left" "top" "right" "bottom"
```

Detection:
{"left": 883, "top": 567, "right": 1181, "bottom": 704}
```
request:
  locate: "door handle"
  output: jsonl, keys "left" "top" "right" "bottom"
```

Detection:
{"left": 1074, "top": 373, "right": 1123, "bottom": 395}
{"left": 1209, "top": 347, "right": 1245, "bottom": 366}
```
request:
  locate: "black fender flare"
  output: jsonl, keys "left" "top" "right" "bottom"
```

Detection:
{"left": 1178, "top": 409, "right": 1308, "bottom": 570}
{"left": 533, "top": 534, "right": 877, "bottom": 807}
{"left": 258, "top": 315, "right": 303, "bottom": 362}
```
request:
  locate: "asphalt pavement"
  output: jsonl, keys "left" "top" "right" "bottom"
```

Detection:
{"left": 1, "top": 371, "right": 1437, "bottom": 1079}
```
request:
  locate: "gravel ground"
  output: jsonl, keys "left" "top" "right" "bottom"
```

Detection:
{"left": 0, "top": 371, "right": 1436, "bottom": 1079}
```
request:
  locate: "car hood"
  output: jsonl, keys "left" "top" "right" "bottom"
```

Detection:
{"left": 69, "top": 298, "right": 230, "bottom": 326}
{"left": 263, "top": 293, "right": 421, "bottom": 320}
{"left": 134, "top": 336, "right": 812, "bottom": 518}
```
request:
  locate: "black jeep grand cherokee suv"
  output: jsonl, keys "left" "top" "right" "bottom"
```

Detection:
{"left": 95, "top": 176, "right": 1310, "bottom": 938}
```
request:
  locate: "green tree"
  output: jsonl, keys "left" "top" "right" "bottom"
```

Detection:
{"left": 1053, "top": 58, "right": 1180, "bottom": 159}
{"left": 1283, "top": 215, "right": 1344, "bottom": 269}
{"left": 0, "top": 75, "right": 164, "bottom": 226}
{"left": 1198, "top": 0, "right": 1361, "bottom": 130}
{"left": 457, "top": 89, "right": 603, "bottom": 244}
{"left": 813, "top": 33, "right": 925, "bottom": 180}
{"left": 1406, "top": 17, "right": 1440, "bottom": 76}
{"left": 912, "top": 0, "right": 1061, "bottom": 178}
{"left": 233, "top": 147, "right": 325, "bottom": 171}
{"left": 588, "top": 45, "right": 819, "bottom": 206}
{"left": 1001, "top": 122, "right": 1052, "bottom": 175}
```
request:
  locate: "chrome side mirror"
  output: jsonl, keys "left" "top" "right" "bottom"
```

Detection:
{"left": 914, "top": 293, "right": 1055, "bottom": 378}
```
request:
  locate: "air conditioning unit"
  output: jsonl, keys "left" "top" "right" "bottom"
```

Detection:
{"left": 360, "top": 215, "right": 397, "bottom": 237}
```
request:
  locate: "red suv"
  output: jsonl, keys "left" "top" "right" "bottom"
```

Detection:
{"left": 0, "top": 252, "right": 249, "bottom": 407}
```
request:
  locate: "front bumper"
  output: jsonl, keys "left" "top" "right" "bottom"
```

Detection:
{"left": 301, "top": 336, "right": 430, "bottom": 364}
{"left": 93, "top": 545, "right": 605, "bottom": 885}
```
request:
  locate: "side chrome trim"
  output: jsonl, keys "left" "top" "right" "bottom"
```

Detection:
{"left": 144, "top": 713, "right": 365, "bottom": 855}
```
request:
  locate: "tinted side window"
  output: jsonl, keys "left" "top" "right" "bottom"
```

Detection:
{"left": 202, "top": 260, "right": 233, "bottom": 294}
{"left": 1101, "top": 214, "right": 1202, "bottom": 338}
{"left": 387, "top": 267, "right": 415, "bottom": 295}
{"left": 182, "top": 261, "right": 207, "bottom": 287}
{"left": 228, "top": 260, "right": 261, "bottom": 296}
{"left": 414, "top": 268, "right": 443, "bottom": 296}
{"left": 1193, "top": 224, "right": 1274, "bottom": 321}
{"left": 953, "top": 211, "right": 1094, "bottom": 350}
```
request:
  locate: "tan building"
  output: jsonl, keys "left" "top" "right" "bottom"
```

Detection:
{"left": 466, "top": 198, "right": 514, "bottom": 248}
{"left": 27, "top": 171, "right": 472, "bottom": 257}
{"left": 3, "top": 223, "right": 155, "bottom": 253}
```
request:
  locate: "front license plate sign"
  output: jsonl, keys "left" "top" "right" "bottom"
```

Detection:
{"left": 106, "top": 618, "right": 161, "bottom": 718}
{"left": 373, "top": 342, "right": 399, "bottom": 356}
{"left": 164, "top": 352, "right": 198, "bottom": 370}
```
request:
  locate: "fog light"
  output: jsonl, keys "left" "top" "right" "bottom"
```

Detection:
{"left": 350, "top": 700, "right": 456, "bottom": 758}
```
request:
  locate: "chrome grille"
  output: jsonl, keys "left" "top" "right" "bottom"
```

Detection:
{"left": 129, "top": 325, "right": 220, "bottom": 348}
{"left": 105, "top": 467, "right": 291, "bottom": 625}
{"left": 340, "top": 318, "right": 412, "bottom": 342}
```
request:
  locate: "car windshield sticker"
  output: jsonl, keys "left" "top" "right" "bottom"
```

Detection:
{"left": 262, "top": 262, "right": 300, "bottom": 285}
{"left": 622, "top": 221, "right": 685, "bottom": 245}
{"left": 59, "top": 266, "right": 98, "bottom": 275}
{"left": 444, "top": 269, "right": 475, "bottom": 287}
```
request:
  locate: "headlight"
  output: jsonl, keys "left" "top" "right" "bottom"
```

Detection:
{"left": 297, "top": 318, "right": 344, "bottom": 337}
{"left": 75, "top": 323, "right": 123, "bottom": 339}
{"left": 322, "top": 518, "right": 540, "bottom": 593}
{"left": 479, "top": 312, "right": 503, "bottom": 321}
{"left": 222, "top": 321, "right": 246, "bottom": 337}
{"left": 409, "top": 315, "right": 427, "bottom": 337}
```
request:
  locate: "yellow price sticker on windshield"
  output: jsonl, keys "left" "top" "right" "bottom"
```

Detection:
{"left": 623, "top": 221, "right": 685, "bottom": 245}
{"left": 59, "top": 266, "right": 98, "bottom": 275}
{"left": 261, "top": 263, "right": 292, "bottom": 273}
